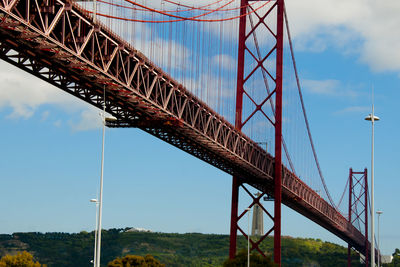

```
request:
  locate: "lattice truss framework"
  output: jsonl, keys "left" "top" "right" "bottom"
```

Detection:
{"left": 230, "top": 0, "right": 281, "bottom": 259}
{"left": 348, "top": 168, "right": 369, "bottom": 266}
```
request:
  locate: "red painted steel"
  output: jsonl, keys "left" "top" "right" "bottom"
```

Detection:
{"left": 348, "top": 169, "right": 353, "bottom": 267}
{"left": 236, "top": 186, "right": 274, "bottom": 257}
{"left": 235, "top": 0, "right": 246, "bottom": 129}
{"left": 0, "top": 0, "right": 371, "bottom": 260}
{"left": 274, "top": 0, "right": 284, "bottom": 264}
{"left": 364, "top": 170, "right": 369, "bottom": 267}
{"left": 347, "top": 169, "right": 368, "bottom": 266}
{"left": 229, "top": 176, "right": 239, "bottom": 259}
{"left": 229, "top": 0, "right": 247, "bottom": 259}
{"left": 230, "top": 0, "right": 284, "bottom": 263}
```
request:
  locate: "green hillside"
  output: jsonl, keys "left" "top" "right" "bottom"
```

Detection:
{"left": 0, "top": 229, "right": 392, "bottom": 266}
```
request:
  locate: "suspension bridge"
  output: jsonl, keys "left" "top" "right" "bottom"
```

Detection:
{"left": 0, "top": 0, "right": 377, "bottom": 265}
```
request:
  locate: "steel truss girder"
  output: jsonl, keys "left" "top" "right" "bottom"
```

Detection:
{"left": 0, "top": 0, "right": 367, "bottom": 255}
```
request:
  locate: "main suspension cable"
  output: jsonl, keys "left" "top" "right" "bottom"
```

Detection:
{"left": 85, "top": 0, "right": 271, "bottom": 23}
{"left": 96, "top": 0, "right": 253, "bottom": 14}
{"left": 337, "top": 174, "right": 350, "bottom": 209}
{"left": 161, "top": 0, "right": 243, "bottom": 12}
{"left": 284, "top": 4, "right": 337, "bottom": 209}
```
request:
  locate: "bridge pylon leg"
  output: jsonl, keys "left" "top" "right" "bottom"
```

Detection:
{"left": 274, "top": 0, "right": 284, "bottom": 264}
{"left": 229, "top": 176, "right": 240, "bottom": 259}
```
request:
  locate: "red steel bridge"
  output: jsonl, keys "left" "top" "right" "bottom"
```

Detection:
{"left": 0, "top": 0, "right": 376, "bottom": 265}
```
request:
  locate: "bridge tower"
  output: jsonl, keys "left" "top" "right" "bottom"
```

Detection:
{"left": 229, "top": 0, "right": 285, "bottom": 265}
{"left": 347, "top": 168, "right": 369, "bottom": 266}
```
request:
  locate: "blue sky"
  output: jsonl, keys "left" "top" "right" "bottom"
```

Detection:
{"left": 0, "top": 0, "right": 399, "bottom": 256}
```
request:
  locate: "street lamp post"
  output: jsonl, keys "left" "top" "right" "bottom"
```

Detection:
{"left": 376, "top": 210, "right": 383, "bottom": 267}
{"left": 365, "top": 92, "right": 379, "bottom": 267}
{"left": 95, "top": 89, "right": 106, "bottom": 267}
{"left": 93, "top": 0, "right": 96, "bottom": 23}
{"left": 95, "top": 87, "right": 117, "bottom": 267}
{"left": 90, "top": 199, "right": 99, "bottom": 267}
{"left": 245, "top": 207, "right": 251, "bottom": 267}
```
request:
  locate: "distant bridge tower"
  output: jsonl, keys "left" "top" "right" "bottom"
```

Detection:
{"left": 347, "top": 168, "right": 368, "bottom": 266}
{"left": 251, "top": 193, "right": 264, "bottom": 236}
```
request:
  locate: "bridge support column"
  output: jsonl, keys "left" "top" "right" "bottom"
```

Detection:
{"left": 229, "top": 0, "right": 284, "bottom": 265}
{"left": 274, "top": 0, "right": 284, "bottom": 264}
{"left": 229, "top": 176, "right": 240, "bottom": 259}
{"left": 229, "top": 0, "right": 247, "bottom": 258}
{"left": 347, "top": 168, "right": 369, "bottom": 266}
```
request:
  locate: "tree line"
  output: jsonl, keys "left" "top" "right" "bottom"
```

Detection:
{"left": 0, "top": 229, "right": 398, "bottom": 266}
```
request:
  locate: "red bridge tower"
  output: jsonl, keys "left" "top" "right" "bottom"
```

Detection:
{"left": 348, "top": 168, "right": 369, "bottom": 266}
{"left": 230, "top": 0, "right": 285, "bottom": 265}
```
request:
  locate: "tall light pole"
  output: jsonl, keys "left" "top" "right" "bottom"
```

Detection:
{"left": 365, "top": 89, "right": 379, "bottom": 267}
{"left": 245, "top": 207, "right": 251, "bottom": 267}
{"left": 90, "top": 198, "right": 99, "bottom": 267}
{"left": 93, "top": 0, "right": 97, "bottom": 23}
{"left": 95, "top": 87, "right": 117, "bottom": 267}
{"left": 376, "top": 210, "right": 383, "bottom": 267}
{"left": 95, "top": 87, "right": 106, "bottom": 267}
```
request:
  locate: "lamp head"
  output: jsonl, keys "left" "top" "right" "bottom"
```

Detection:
{"left": 365, "top": 114, "right": 380, "bottom": 121}
{"left": 105, "top": 116, "right": 117, "bottom": 122}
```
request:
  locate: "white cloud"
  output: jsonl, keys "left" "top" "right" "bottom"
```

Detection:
{"left": 302, "top": 79, "right": 340, "bottom": 95}
{"left": 41, "top": 111, "right": 50, "bottom": 121}
{"left": 334, "top": 105, "right": 370, "bottom": 115}
{"left": 68, "top": 107, "right": 102, "bottom": 132}
{"left": 211, "top": 54, "right": 236, "bottom": 71}
{"left": 302, "top": 79, "right": 360, "bottom": 98}
{"left": 0, "top": 63, "right": 75, "bottom": 118}
{"left": 0, "top": 60, "right": 101, "bottom": 131}
{"left": 286, "top": 0, "right": 400, "bottom": 73}
{"left": 104, "top": 0, "right": 400, "bottom": 75}
{"left": 54, "top": 120, "right": 62, "bottom": 127}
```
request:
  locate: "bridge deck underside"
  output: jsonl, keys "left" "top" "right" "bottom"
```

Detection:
{"left": 0, "top": 0, "right": 367, "bottom": 254}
